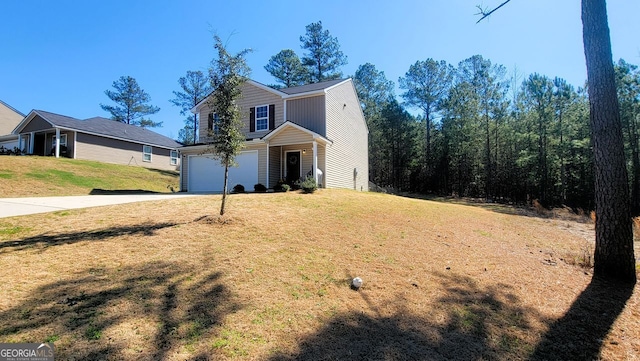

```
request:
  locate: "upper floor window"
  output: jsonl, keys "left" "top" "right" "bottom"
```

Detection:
{"left": 143, "top": 145, "right": 152, "bottom": 162}
{"left": 256, "top": 105, "right": 268, "bottom": 131}
{"left": 208, "top": 113, "right": 220, "bottom": 134}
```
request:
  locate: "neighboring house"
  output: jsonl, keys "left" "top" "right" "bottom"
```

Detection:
{"left": 13, "top": 110, "right": 181, "bottom": 171}
{"left": 0, "top": 100, "right": 25, "bottom": 150}
{"left": 179, "top": 78, "right": 368, "bottom": 192}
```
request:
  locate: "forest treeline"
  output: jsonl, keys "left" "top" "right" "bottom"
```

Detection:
{"left": 354, "top": 57, "right": 640, "bottom": 213}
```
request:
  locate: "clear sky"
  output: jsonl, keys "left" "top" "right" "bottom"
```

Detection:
{"left": 1, "top": 0, "right": 639, "bottom": 139}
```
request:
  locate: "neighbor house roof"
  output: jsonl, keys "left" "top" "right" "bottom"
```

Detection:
{"left": 17, "top": 110, "right": 181, "bottom": 149}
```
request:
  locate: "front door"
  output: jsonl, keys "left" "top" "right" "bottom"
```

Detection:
{"left": 286, "top": 151, "right": 301, "bottom": 184}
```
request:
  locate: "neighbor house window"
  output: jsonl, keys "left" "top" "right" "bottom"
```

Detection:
{"left": 255, "top": 105, "right": 268, "bottom": 131}
{"left": 55, "top": 134, "right": 67, "bottom": 147}
{"left": 143, "top": 145, "right": 152, "bottom": 162}
{"left": 207, "top": 113, "right": 220, "bottom": 134}
{"left": 170, "top": 150, "right": 178, "bottom": 165}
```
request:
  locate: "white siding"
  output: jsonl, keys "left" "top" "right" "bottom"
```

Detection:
{"left": 324, "top": 80, "right": 369, "bottom": 191}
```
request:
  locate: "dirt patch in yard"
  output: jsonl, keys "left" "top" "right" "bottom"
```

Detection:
{"left": 0, "top": 190, "right": 637, "bottom": 360}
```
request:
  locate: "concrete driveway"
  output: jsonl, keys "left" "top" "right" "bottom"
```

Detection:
{"left": 0, "top": 193, "right": 203, "bottom": 218}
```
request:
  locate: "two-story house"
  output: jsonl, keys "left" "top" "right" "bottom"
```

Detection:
{"left": 178, "top": 78, "right": 368, "bottom": 192}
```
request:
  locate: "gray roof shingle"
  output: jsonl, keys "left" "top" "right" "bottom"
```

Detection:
{"left": 279, "top": 79, "right": 347, "bottom": 95}
{"left": 34, "top": 110, "right": 181, "bottom": 149}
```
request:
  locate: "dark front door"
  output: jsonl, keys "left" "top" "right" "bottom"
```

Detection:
{"left": 33, "top": 134, "right": 45, "bottom": 156}
{"left": 286, "top": 151, "right": 301, "bottom": 184}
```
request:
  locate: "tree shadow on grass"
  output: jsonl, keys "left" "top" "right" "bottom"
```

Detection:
{"left": 270, "top": 272, "right": 544, "bottom": 361}
{"left": 272, "top": 270, "right": 635, "bottom": 360}
{"left": 0, "top": 222, "right": 177, "bottom": 252}
{"left": 89, "top": 188, "right": 162, "bottom": 195}
{"left": 0, "top": 261, "right": 241, "bottom": 360}
{"left": 529, "top": 277, "right": 635, "bottom": 360}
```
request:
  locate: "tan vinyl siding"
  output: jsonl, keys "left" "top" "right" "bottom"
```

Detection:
{"left": 198, "top": 83, "right": 285, "bottom": 142}
{"left": 75, "top": 133, "right": 177, "bottom": 171}
{"left": 245, "top": 142, "right": 268, "bottom": 187}
{"left": 268, "top": 145, "right": 282, "bottom": 186}
{"left": 286, "top": 96, "right": 326, "bottom": 136}
{"left": 324, "top": 80, "right": 369, "bottom": 191}
{"left": 0, "top": 103, "right": 23, "bottom": 135}
{"left": 180, "top": 151, "right": 189, "bottom": 191}
{"left": 267, "top": 126, "right": 315, "bottom": 147}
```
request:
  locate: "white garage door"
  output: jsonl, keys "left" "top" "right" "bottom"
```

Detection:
{"left": 188, "top": 151, "right": 259, "bottom": 192}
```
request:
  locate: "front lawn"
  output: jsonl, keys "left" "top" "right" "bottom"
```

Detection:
{"left": 0, "top": 190, "right": 638, "bottom": 360}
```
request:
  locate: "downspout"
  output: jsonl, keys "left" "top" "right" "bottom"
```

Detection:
{"left": 312, "top": 140, "right": 318, "bottom": 185}
{"left": 266, "top": 141, "right": 270, "bottom": 188}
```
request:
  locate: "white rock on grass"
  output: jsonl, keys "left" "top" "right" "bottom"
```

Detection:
{"left": 351, "top": 277, "right": 363, "bottom": 290}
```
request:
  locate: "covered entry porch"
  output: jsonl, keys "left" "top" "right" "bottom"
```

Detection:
{"left": 264, "top": 122, "right": 331, "bottom": 188}
{"left": 18, "top": 128, "right": 74, "bottom": 158}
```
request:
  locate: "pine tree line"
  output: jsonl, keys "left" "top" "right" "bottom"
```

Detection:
{"left": 356, "top": 58, "right": 640, "bottom": 212}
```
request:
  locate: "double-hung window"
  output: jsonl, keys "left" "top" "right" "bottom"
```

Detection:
{"left": 208, "top": 113, "right": 220, "bottom": 134}
{"left": 255, "top": 105, "right": 268, "bottom": 131}
{"left": 170, "top": 150, "right": 178, "bottom": 165}
{"left": 143, "top": 145, "right": 152, "bottom": 162}
{"left": 56, "top": 134, "right": 67, "bottom": 147}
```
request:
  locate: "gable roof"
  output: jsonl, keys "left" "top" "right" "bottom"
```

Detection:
{"left": 262, "top": 121, "right": 332, "bottom": 145}
{"left": 279, "top": 79, "right": 347, "bottom": 95}
{"left": 192, "top": 78, "right": 352, "bottom": 113}
{"left": 17, "top": 110, "right": 181, "bottom": 149}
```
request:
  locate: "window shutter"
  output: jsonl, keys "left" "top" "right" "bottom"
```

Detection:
{"left": 250, "top": 107, "right": 255, "bottom": 132}
{"left": 207, "top": 113, "right": 214, "bottom": 131}
{"left": 269, "top": 104, "right": 275, "bottom": 130}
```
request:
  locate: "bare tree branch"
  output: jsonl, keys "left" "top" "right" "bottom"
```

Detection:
{"left": 476, "top": 0, "right": 512, "bottom": 23}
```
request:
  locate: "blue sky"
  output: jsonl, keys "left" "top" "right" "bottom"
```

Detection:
{"left": 2, "top": 0, "right": 639, "bottom": 139}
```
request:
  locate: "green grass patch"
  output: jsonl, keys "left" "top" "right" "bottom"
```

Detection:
{"left": 0, "top": 224, "right": 32, "bottom": 237}
{"left": 1, "top": 156, "right": 179, "bottom": 197}
{"left": 26, "top": 169, "right": 103, "bottom": 188}
{"left": 84, "top": 325, "right": 102, "bottom": 340}
{"left": 44, "top": 335, "right": 60, "bottom": 343}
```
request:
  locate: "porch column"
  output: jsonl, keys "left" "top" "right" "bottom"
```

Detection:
{"left": 266, "top": 142, "right": 270, "bottom": 188}
{"left": 312, "top": 140, "right": 318, "bottom": 184}
{"left": 29, "top": 132, "right": 35, "bottom": 153}
{"left": 18, "top": 135, "right": 22, "bottom": 153}
{"left": 55, "top": 128, "right": 60, "bottom": 158}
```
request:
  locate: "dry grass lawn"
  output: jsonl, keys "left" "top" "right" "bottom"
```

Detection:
{"left": 0, "top": 190, "right": 638, "bottom": 360}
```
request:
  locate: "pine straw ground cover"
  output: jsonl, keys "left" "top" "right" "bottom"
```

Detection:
{"left": 0, "top": 190, "right": 638, "bottom": 360}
